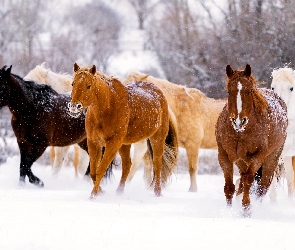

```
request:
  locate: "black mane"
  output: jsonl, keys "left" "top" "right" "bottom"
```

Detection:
{"left": 11, "top": 73, "right": 66, "bottom": 111}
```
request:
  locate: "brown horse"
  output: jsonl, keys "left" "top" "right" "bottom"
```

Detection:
{"left": 68, "top": 63, "right": 178, "bottom": 197}
{"left": 123, "top": 72, "right": 226, "bottom": 191}
{"left": 215, "top": 64, "right": 288, "bottom": 215}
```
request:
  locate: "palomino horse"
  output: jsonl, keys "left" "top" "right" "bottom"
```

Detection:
{"left": 215, "top": 64, "right": 287, "bottom": 215}
{"left": 0, "top": 65, "right": 91, "bottom": 186}
{"left": 24, "top": 63, "right": 89, "bottom": 177}
{"left": 123, "top": 72, "right": 226, "bottom": 191}
{"left": 271, "top": 67, "right": 295, "bottom": 197}
{"left": 68, "top": 63, "right": 178, "bottom": 197}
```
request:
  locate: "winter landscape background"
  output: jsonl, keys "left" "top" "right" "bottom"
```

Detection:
{"left": 1, "top": 0, "right": 295, "bottom": 249}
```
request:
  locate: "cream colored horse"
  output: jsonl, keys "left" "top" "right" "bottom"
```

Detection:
{"left": 271, "top": 67, "right": 295, "bottom": 197}
{"left": 24, "top": 63, "right": 89, "bottom": 176}
{"left": 123, "top": 72, "right": 226, "bottom": 191}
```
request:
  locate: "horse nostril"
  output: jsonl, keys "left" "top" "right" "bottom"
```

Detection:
{"left": 241, "top": 117, "right": 247, "bottom": 125}
{"left": 67, "top": 102, "right": 71, "bottom": 108}
{"left": 77, "top": 104, "right": 82, "bottom": 109}
{"left": 231, "top": 118, "right": 236, "bottom": 125}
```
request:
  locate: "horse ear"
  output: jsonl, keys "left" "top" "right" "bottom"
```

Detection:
{"left": 4, "top": 65, "right": 12, "bottom": 76}
{"left": 226, "top": 65, "right": 234, "bottom": 77}
{"left": 90, "top": 65, "right": 96, "bottom": 75}
{"left": 244, "top": 64, "right": 251, "bottom": 77}
{"left": 74, "top": 62, "right": 80, "bottom": 72}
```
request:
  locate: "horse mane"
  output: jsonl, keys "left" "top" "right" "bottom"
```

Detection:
{"left": 12, "top": 73, "right": 58, "bottom": 109}
{"left": 272, "top": 67, "right": 295, "bottom": 86}
{"left": 226, "top": 69, "right": 268, "bottom": 115}
{"left": 124, "top": 71, "right": 197, "bottom": 99}
{"left": 25, "top": 63, "right": 73, "bottom": 93}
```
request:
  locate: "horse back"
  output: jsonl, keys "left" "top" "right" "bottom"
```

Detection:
{"left": 124, "top": 81, "right": 169, "bottom": 143}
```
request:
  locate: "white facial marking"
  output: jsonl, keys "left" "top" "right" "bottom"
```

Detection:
{"left": 236, "top": 82, "right": 242, "bottom": 126}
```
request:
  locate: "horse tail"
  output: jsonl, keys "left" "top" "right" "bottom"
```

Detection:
{"left": 161, "top": 107, "right": 178, "bottom": 186}
{"left": 144, "top": 107, "right": 178, "bottom": 187}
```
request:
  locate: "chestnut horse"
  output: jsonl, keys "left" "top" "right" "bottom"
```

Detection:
{"left": 215, "top": 64, "right": 287, "bottom": 215}
{"left": 24, "top": 63, "right": 89, "bottom": 177}
{"left": 271, "top": 67, "right": 295, "bottom": 197}
{"left": 123, "top": 72, "right": 226, "bottom": 191}
{"left": 0, "top": 65, "right": 90, "bottom": 186}
{"left": 69, "top": 63, "right": 178, "bottom": 197}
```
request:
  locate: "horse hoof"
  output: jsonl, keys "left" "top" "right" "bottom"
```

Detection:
{"left": 242, "top": 205, "right": 251, "bottom": 218}
{"left": 116, "top": 186, "right": 124, "bottom": 195}
{"left": 29, "top": 178, "right": 44, "bottom": 187}
{"left": 188, "top": 186, "right": 197, "bottom": 192}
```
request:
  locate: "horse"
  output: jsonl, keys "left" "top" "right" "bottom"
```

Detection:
{"left": 24, "top": 63, "right": 89, "bottom": 177}
{"left": 215, "top": 64, "right": 288, "bottom": 216}
{"left": 0, "top": 65, "right": 91, "bottom": 186}
{"left": 68, "top": 63, "right": 178, "bottom": 197}
{"left": 271, "top": 67, "right": 295, "bottom": 197}
{"left": 122, "top": 72, "right": 226, "bottom": 191}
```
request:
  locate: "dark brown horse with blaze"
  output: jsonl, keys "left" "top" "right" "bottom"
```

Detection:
{"left": 68, "top": 63, "right": 178, "bottom": 198}
{"left": 215, "top": 64, "right": 287, "bottom": 216}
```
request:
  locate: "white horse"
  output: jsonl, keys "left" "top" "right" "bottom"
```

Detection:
{"left": 271, "top": 67, "right": 295, "bottom": 197}
{"left": 24, "top": 63, "right": 89, "bottom": 177}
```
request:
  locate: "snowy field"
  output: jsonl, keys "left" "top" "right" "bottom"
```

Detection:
{"left": 0, "top": 156, "right": 295, "bottom": 250}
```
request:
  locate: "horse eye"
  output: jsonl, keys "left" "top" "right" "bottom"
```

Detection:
{"left": 290, "top": 87, "right": 293, "bottom": 92}
{"left": 87, "top": 85, "right": 91, "bottom": 89}
{"left": 71, "top": 83, "right": 73, "bottom": 86}
{"left": 271, "top": 87, "right": 274, "bottom": 91}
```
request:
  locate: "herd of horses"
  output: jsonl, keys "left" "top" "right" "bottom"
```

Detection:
{"left": 0, "top": 62, "right": 294, "bottom": 217}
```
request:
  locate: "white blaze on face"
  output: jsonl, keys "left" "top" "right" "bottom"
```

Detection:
{"left": 236, "top": 82, "right": 243, "bottom": 126}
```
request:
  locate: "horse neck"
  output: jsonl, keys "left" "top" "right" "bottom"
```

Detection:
{"left": 7, "top": 75, "right": 35, "bottom": 116}
{"left": 93, "top": 79, "right": 112, "bottom": 110}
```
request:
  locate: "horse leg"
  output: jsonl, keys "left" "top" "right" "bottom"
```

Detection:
{"left": 186, "top": 147, "right": 199, "bottom": 192}
{"left": 73, "top": 145, "right": 79, "bottom": 177}
{"left": 292, "top": 156, "right": 295, "bottom": 191}
{"left": 77, "top": 148, "right": 90, "bottom": 176}
{"left": 127, "top": 140, "right": 147, "bottom": 182}
{"left": 117, "top": 144, "right": 132, "bottom": 194}
{"left": 19, "top": 144, "right": 47, "bottom": 187}
{"left": 52, "top": 146, "right": 70, "bottom": 176}
{"left": 49, "top": 147, "right": 55, "bottom": 165}
{"left": 217, "top": 147, "right": 235, "bottom": 206}
{"left": 90, "top": 141, "right": 119, "bottom": 197}
{"left": 283, "top": 156, "right": 293, "bottom": 197}
{"left": 148, "top": 137, "right": 165, "bottom": 197}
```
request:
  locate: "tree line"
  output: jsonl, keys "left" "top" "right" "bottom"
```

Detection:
{"left": 1, "top": 0, "right": 294, "bottom": 98}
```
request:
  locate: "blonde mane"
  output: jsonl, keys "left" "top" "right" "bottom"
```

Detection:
{"left": 25, "top": 63, "right": 73, "bottom": 94}
{"left": 272, "top": 68, "right": 295, "bottom": 86}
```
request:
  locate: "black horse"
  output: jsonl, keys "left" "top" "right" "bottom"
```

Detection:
{"left": 0, "top": 65, "right": 111, "bottom": 186}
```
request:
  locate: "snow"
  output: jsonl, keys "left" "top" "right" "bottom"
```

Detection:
{"left": 0, "top": 156, "right": 295, "bottom": 250}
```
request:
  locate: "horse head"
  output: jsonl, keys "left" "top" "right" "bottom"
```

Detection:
{"left": 226, "top": 64, "right": 267, "bottom": 132}
{"left": 68, "top": 62, "right": 97, "bottom": 118}
{"left": 0, "top": 65, "right": 12, "bottom": 108}
{"left": 271, "top": 68, "right": 295, "bottom": 119}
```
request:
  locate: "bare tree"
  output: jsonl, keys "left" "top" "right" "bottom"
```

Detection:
{"left": 127, "top": 0, "right": 160, "bottom": 29}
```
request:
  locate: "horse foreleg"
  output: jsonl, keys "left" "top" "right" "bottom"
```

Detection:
{"left": 73, "top": 145, "right": 79, "bottom": 177}
{"left": 117, "top": 144, "right": 132, "bottom": 194}
{"left": 90, "top": 142, "right": 118, "bottom": 198}
{"left": 19, "top": 144, "right": 46, "bottom": 187}
{"left": 52, "top": 146, "right": 70, "bottom": 176}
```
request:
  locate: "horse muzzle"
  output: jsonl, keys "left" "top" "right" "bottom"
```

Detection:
{"left": 231, "top": 117, "right": 248, "bottom": 132}
{"left": 68, "top": 102, "right": 83, "bottom": 118}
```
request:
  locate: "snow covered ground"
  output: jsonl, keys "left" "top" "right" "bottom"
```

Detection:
{"left": 0, "top": 156, "right": 295, "bottom": 250}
